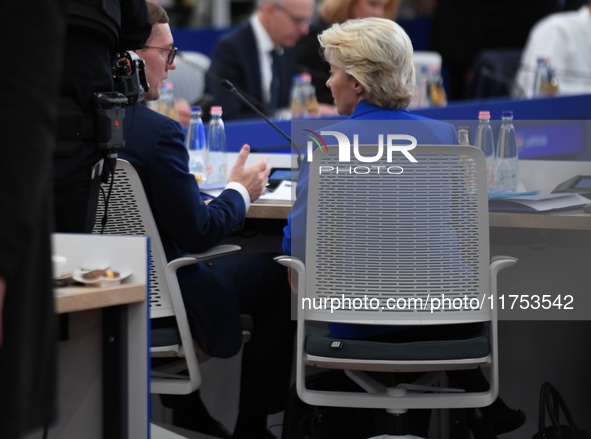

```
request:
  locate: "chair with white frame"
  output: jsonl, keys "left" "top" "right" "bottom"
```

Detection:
{"left": 276, "top": 144, "right": 517, "bottom": 438}
{"left": 94, "top": 159, "right": 251, "bottom": 433}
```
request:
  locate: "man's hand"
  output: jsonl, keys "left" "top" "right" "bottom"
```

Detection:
{"left": 0, "top": 275, "right": 5, "bottom": 349}
{"left": 228, "top": 144, "right": 270, "bottom": 202}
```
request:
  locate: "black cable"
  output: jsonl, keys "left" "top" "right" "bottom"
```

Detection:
{"left": 99, "top": 167, "right": 116, "bottom": 234}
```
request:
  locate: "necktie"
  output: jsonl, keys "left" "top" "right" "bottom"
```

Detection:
{"left": 269, "top": 49, "right": 281, "bottom": 115}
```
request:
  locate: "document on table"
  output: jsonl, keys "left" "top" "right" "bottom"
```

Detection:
{"left": 488, "top": 193, "right": 590, "bottom": 213}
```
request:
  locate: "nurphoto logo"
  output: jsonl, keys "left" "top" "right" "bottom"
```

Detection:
{"left": 304, "top": 130, "right": 418, "bottom": 163}
{"left": 304, "top": 130, "right": 418, "bottom": 175}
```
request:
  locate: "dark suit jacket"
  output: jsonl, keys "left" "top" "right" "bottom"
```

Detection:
{"left": 121, "top": 104, "right": 246, "bottom": 357}
{"left": 205, "top": 21, "right": 296, "bottom": 120}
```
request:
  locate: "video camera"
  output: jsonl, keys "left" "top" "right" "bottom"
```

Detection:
{"left": 92, "top": 51, "right": 149, "bottom": 182}
{"left": 111, "top": 50, "right": 149, "bottom": 105}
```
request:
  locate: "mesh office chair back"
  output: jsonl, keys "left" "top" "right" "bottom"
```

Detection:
{"left": 278, "top": 145, "right": 517, "bottom": 419}
{"left": 304, "top": 144, "right": 490, "bottom": 326}
{"left": 94, "top": 159, "right": 172, "bottom": 317}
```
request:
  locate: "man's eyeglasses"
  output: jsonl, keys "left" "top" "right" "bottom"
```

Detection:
{"left": 144, "top": 45, "right": 178, "bottom": 65}
{"left": 273, "top": 2, "right": 311, "bottom": 27}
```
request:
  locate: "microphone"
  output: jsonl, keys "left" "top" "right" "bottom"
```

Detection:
{"left": 479, "top": 67, "right": 527, "bottom": 99}
{"left": 220, "top": 79, "right": 302, "bottom": 167}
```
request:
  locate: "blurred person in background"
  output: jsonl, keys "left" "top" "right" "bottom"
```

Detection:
{"left": 295, "top": 0, "right": 401, "bottom": 112}
{"left": 205, "top": 0, "right": 315, "bottom": 120}
{"left": 428, "top": 0, "right": 563, "bottom": 101}
{"left": 514, "top": 1, "right": 591, "bottom": 98}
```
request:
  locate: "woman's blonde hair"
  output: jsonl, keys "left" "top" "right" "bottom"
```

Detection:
{"left": 319, "top": 17, "right": 415, "bottom": 109}
{"left": 318, "top": 0, "right": 400, "bottom": 24}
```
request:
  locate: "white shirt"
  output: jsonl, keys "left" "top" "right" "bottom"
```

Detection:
{"left": 250, "top": 14, "right": 276, "bottom": 105}
{"left": 226, "top": 181, "right": 250, "bottom": 211}
{"left": 515, "top": 6, "right": 591, "bottom": 98}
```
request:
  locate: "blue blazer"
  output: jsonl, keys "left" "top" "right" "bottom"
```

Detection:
{"left": 121, "top": 104, "right": 246, "bottom": 357}
{"left": 283, "top": 100, "right": 458, "bottom": 256}
{"left": 205, "top": 21, "right": 296, "bottom": 120}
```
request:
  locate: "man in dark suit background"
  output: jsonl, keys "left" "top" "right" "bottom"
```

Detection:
{"left": 205, "top": 0, "right": 315, "bottom": 120}
{"left": 122, "top": 4, "right": 294, "bottom": 437}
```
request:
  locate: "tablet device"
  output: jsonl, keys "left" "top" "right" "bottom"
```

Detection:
{"left": 268, "top": 168, "right": 299, "bottom": 190}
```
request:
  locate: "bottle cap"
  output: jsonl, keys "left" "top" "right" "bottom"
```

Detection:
{"left": 478, "top": 111, "right": 491, "bottom": 119}
{"left": 191, "top": 105, "right": 202, "bottom": 113}
{"left": 300, "top": 72, "right": 312, "bottom": 81}
{"left": 502, "top": 110, "right": 513, "bottom": 119}
{"left": 211, "top": 106, "right": 223, "bottom": 115}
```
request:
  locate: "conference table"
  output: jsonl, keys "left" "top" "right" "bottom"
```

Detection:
{"left": 249, "top": 197, "right": 591, "bottom": 228}
{"left": 55, "top": 282, "right": 145, "bottom": 314}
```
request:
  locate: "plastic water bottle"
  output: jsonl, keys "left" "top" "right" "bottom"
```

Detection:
{"left": 457, "top": 126, "right": 470, "bottom": 146}
{"left": 474, "top": 111, "right": 496, "bottom": 190}
{"left": 290, "top": 73, "right": 319, "bottom": 118}
{"left": 206, "top": 106, "right": 227, "bottom": 186}
{"left": 185, "top": 106, "right": 207, "bottom": 184}
{"left": 426, "top": 65, "right": 447, "bottom": 107}
{"left": 290, "top": 74, "right": 305, "bottom": 118}
{"left": 157, "top": 81, "right": 178, "bottom": 120}
{"left": 495, "top": 111, "right": 519, "bottom": 192}
{"left": 301, "top": 73, "right": 319, "bottom": 117}
{"left": 409, "top": 65, "right": 429, "bottom": 109}
{"left": 533, "top": 57, "right": 559, "bottom": 98}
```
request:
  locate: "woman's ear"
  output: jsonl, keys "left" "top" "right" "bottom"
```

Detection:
{"left": 354, "top": 82, "right": 364, "bottom": 95}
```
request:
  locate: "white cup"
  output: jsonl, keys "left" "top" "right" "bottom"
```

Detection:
{"left": 52, "top": 255, "right": 67, "bottom": 279}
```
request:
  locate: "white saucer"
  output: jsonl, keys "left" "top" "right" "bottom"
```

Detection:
{"left": 72, "top": 269, "right": 131, "bottom": 287}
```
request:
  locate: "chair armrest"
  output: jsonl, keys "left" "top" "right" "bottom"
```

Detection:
{"left": 188, "top": 244, "right": 242, "bottom": 261}
{"left": 166, "top": 244, "right": 242, "bottom": 272}
{"left": 490, "top": 255, "right": 518, "bottom": 276}
{"left": 274, "top": 255, "right": 305, "bottom": 275}
{"left": 274, "top": 255, "right": 306, "bottom": 296}
{"left": 489, "top": 255, "right": 517, "bottom": 324}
